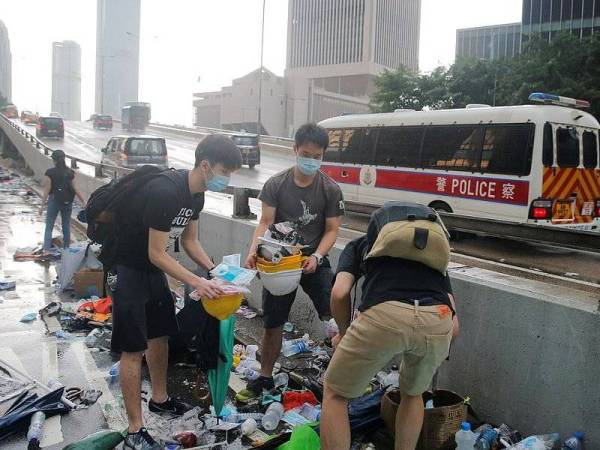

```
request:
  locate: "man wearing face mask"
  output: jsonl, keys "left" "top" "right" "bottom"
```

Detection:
{"left": 240, "top": 123, "right": 344, "bottom": 401}
{"left": 111, "top": 135, "right": 242, "bottom": 450}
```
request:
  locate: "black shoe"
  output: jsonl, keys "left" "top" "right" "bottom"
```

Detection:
{"left": 123, "top": 428, "right": 162, "bottom": 450}
{"left": 235, "top": 376, "right": 274, "bottom": 403}
{"left": 148, "top": 396, "right": 193, "bottom": 416}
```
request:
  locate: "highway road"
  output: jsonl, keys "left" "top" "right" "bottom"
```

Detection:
{"left": 12, "top": 119, "right": 600, "bottom": 291}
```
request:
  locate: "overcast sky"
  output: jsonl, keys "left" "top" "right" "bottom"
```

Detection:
{"left": 1, "top": 0, "right": 522, "bottom": 125}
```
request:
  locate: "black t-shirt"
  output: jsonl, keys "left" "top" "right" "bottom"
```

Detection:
{"left": 114, "top": 169, "right": 205, "bottom": 271}
{"left": 336, "top": 236, "right": 453, "bottom": 312}
{"left": 45, "top": 167, "right": 75, "bottom": 199}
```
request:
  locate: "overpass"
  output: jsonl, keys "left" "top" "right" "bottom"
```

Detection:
{"left": 1, "top": 114, "right": 599, "bottom": 446}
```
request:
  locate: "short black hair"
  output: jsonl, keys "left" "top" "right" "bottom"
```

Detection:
{"left": 195, "top": 134, "right": 243, "bottom": 169}
{"left": 294, "top": 123, "right": 329, "bottom": 150}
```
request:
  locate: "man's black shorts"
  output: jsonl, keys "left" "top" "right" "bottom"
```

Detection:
{"left": 262, "top": 259, "right": 333, "bottom": 329}
{"left": 110, "top": 265, "right": 179, "bottom": 353}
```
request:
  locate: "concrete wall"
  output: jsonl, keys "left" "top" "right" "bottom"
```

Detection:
{"left": 3, "top": 117, "right": 600, "bottom": 446}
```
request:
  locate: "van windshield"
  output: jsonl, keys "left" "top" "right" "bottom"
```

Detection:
{"left": 232, "top": 136, "right": 258, "bottom": 146}
{"left": 127, "top": 139, "right": 166, "bottom": 156}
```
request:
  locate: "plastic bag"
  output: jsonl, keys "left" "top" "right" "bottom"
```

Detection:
{"left": 58, "top": 245, "right": 102, "bottom": 291}
{"left": 210, "top": 263, "right": 256, "bottom": 286}
{"left": 277, "top": 425, "right": 320, "bottom": 450}
{"left": 506, "top": 433, "right": 560, "bottom": 450}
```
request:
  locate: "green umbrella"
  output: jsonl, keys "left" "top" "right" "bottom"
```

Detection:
{"left": 208, "top": 316, "right": 236, "bottom": 418}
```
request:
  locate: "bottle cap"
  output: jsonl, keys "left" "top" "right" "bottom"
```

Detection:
{"left": 460, "top": 422, "right": 471, "bottom": 431}
{"left": 574, "top": 431, "right": 584, "bottom": 440}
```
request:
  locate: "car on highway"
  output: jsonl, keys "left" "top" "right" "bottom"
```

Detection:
{"left": 20, "top": 110, "right": 39, "bottom": 125}
{"left": 226, "top": 132, "right": 260, "bottom": 168}
{"left": 0, "top": 104, "right": 18, "bottom": 119}
{"left": 36, "top": 116, "right": 64, "bottom": 139}
{"left": 93, "top": 114, "right": 113, "bottom": 130}
{"left": 101, "top": 135, "right": 168, "bottom": 170}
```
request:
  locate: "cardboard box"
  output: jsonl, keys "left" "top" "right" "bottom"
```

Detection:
{"left": 74, "top": 269, "right": 104, "bottom": 298}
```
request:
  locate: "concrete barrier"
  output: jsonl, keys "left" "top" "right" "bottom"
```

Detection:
{"left": 3, "top": 118, "right": 600, "bottom": 446}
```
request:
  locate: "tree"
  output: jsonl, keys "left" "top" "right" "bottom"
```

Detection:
{"left": 370, "top": 66, "right": 423, "bottom": 112}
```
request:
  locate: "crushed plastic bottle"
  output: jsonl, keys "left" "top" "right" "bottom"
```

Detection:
{"left": 241, "top": 418, "right": 258, "bottom": 436}
{"left": 108, "top": 361, "right": 120, "bottom": 385}
{"left": 475, "top": 427, "right": 498, "bottom": 450}
{"left": 299, "top": 403, "right": 321, "bottom": 422}
{"left": 455, "top": 422, "right": 478, "bottom": 450}
{"left": 562, "top": 432, "right": 585, "bottom": 450}
{"left": 238, "top": 368, "right": 260, "bottom": 381}
{"left": 507, "top": 434, "right": 560, "bottom": 450}
{"left": 262, "top": 402, "right": 284, "bottom": 431}
{"left": 27, "top": 412, "right": 45, "bottom": 450}
{"left": 273, "top": 372, "right": 289, "bottom": 388}
{"left": 282, "top": 340, "right": 309, "bottom": 357}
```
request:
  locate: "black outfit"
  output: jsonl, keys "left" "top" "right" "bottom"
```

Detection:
{"left": 45, "top": 167, "right": 75, "bottom": 202}
{"left": 335, "top": 236, "right": 454, "bottom": 313}
{"left": 110, "top": 170, "right": 205, "bottom": 353}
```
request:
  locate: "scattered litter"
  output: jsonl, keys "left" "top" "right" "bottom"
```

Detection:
{"left": 0, "top": 280, "right": 16, "bottom": 291}
{"left": 236, "top": 306, "right": 257, "bottom": 320}
{"left": 20, "top": 313, "right": 37, "bottom": 323}
{"left": 53, "top": 330, "right": 74, "bottom": 340}
{"left": 506, "top": 433, "right": 560, "bottom": 449}
{"left": 564, "top": 272, "right": 580, "bottom": 278}
{"left": 283, "top": 322, "right": 294, "bottom": 333}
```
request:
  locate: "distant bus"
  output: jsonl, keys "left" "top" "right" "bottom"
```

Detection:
{"left": 121, "top": 102, "right": 151, "bottom": 131}
{"left": 0, "top": 104, "right": 18, "bottom": 119}
{"left": 319, "top": 93, "right": 600, "bottom": 232}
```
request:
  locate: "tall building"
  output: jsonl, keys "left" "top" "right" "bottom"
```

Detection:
{"left": 51, "top": 41, "right": 81, "bottom": 120}
{"left": 0, "top": 20, "right": 12, "bottom": 102}
{"left": 456, "top": 23, "right": 522, "bottom": 61}
{"left": 522, "top": 0, "right": 600, "bottom": 42}
{"left": 285, "top": 0, "right": 421, "bottom": 134}
{"left": 193, "top": 68, "right": 286, "bottom": 136}
{"left": 95, "top": 0, "right": 141, "bottom": 118}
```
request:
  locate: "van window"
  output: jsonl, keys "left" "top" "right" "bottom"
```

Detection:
{"left": 324, "top": 129, "right": 342, "bottom": 162}
{"left": 481, "top": 124, "right": 534, "bottom": 175}
{"left": 127, "top": 139, "right": 166, "bottom": 156}
{"left": 232, "top": 136, "right": 258, "bottom": 146}
{"left": 543, "top": 122, "right": 554, "bottom": 167}
{"left": 41, "top": 117, "right": 62, "bottom": 128}
{"left": 421, "top": 125, "right": 483, "bottom": 171}
{"left": 582, "top": 131, "right": 598, "bottom": 168}
{"left": 556, "top": 127, "right": 580, "bottom": 167}
{"left": 375, "top": 126, "right": 423, "bottom": 167}
{"left": 340, "top": 129, "right": 364, "bottom": 164}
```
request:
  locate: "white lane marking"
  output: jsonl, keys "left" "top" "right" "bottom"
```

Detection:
{"left": 71, "top": 341, "right": 127, "bottom": 430}
{"left": 40, "top": 339, "right": 63, "bottom": 447}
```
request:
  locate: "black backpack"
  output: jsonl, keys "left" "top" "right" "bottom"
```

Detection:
{"left": 53, "top": 171, "right": 76, "bottom": 206}
{"left": 84, "top": 165, "right": 174, "bottom": 268}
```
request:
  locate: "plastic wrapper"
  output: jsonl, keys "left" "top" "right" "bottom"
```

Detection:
{"left": 506, "top": 433, "right": 560, "bottom": 450}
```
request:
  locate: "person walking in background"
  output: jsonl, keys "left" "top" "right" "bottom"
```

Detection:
{"left": 40, "top": 150, "right": 85, "bottom": 250}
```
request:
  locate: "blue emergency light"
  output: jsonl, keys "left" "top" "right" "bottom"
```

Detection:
{"left": 529, "top": 92, "right": 590, "bottom": 108}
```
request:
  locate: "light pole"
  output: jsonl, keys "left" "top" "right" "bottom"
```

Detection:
{"left": 257, "top": 0, "right": 266, "bottom": 137}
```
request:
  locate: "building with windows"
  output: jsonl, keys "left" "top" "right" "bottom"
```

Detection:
{"left": 0, "top": 20, "right": 11, "bottom": 102}
{"left": 51, "top": 41, "right": 81, "bottom": 121}
{"left": 95, "top": 0, "right": 141, "bottom": 118}
{"left": 285, "top": 0, "right": 421, "bottom": 135}
{"left": 456, "top": 23, "right": 522, "bottom": 61}
{"left": 193, "top": 68, "right": 286, "bottom": 136}
{"left": 522, "top": 0, "right": 600, "bottom": 41}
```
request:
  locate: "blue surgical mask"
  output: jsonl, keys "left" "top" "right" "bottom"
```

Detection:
{"left": 297, "top": 156, "right": 321, "bottom": 176}
{"left": 206, "top": 166, "right": 230, "bottom": 192}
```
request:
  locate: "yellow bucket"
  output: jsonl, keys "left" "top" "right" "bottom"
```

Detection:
{"left": 201, "top": 293, "right": 244, "bottom": 320}
{"left": 257, "top": 259, "right": 305, "bottom": 273}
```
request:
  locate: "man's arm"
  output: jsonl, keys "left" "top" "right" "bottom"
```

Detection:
{"left": 39, "top": 175, "right": 51, "bottom": 215}
{"left": 148, "top": 228, "right": 224, "bottom": 299}
{"left": 303, "top": 215, "right": 342, "bottom": 274}
{"left": 72, "top": 177, "right": 86, "bottom": 205}
{"left": 244, "top": 203, "right": 276, "bottom": 269}
{"left": 180, "top": 220, "right": 215, "bottom": 271}
{"left": 331, "top": 272, "right": 355, "bottom": 336}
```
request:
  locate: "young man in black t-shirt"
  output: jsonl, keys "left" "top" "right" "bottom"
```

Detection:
{"left": 321, "top": 233, "right": 459, "bottom": 450}
{"left": 111, "top": 135, "right": 242, "bottom": 450}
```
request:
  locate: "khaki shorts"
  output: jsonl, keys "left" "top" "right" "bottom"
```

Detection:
{"left": 325, "top": 301, "right": 453, "bottom": 397}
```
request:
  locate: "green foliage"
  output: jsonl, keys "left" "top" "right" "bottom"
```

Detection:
{"left": 371, "top": 31, "right": 600, "bottom": 118}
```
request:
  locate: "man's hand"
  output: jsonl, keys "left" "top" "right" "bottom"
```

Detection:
{"left": 331, "top": 333, "right": 343, "bottom": 352}
{"left": 190, "top": 276, "right": 225, "bottom": 300}
{"left": 244, "top": 252, "right": 257, "bottom": 270}
{"left": 302, "top": 255, "right": 318, "bottom": 274}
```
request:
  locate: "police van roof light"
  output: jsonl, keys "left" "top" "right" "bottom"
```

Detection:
{"left": 529, "top": 92, "right": 591, "bottom": 109}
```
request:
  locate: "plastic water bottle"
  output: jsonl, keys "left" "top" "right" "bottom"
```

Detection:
{"left": 475, "top": 427, "right": 498, "bottom": 450}
{"left": 383, "top": 365, "right": 399, "bottom": 389}
{"left": 108, "top": 361, "right": 120, "bottom": 385}
{"left": 299, "top": 403, "right": 321, "bottom": 422}
{"left": 27, "top": 411, "right": 45, "bottom": 450}
{"left": 282, "top": 340, "right": 309, "bottom": 357}
{"left": 239, "top": 368, "right": 260, "bottom": 381}
{"left": 455, "top": 422, "right": 478, "bottom": 450}
{"left": 563, "top": 432, "right": 585, "bottom": 450}
{"left": 241, "top": 418, "right": 258, "bottom": 436}
{"left": 262, "top": 402, "right": 284, "bottom": 431}
{"left": 223, "top": 412, "right": 264, "bottom": 423}
{"left": 273, "top": 372, "right": 289, "bottom": 388}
